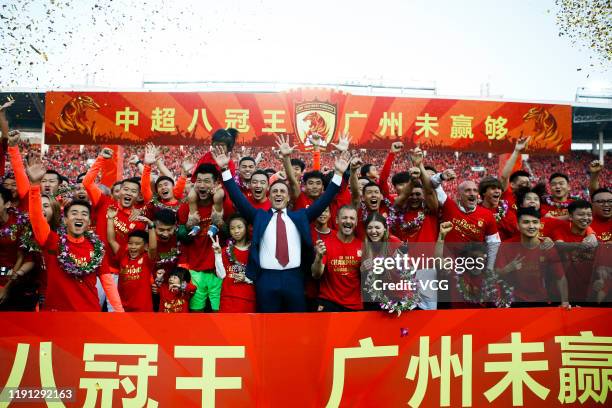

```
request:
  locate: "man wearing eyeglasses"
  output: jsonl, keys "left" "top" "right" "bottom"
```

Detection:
{"left": 591, "top": 188, "right": 611, "bottom": 243}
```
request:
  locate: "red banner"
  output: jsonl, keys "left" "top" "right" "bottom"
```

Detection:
{"left": 1, "top": 308, "right": 610, "bottom": 407}
{"left": 44, "top": 90, "right": 572, "bottom": 154}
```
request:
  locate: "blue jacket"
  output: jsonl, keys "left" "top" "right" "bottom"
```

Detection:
{"left": 223, "top": 174, "right": 341, "bottom": 282}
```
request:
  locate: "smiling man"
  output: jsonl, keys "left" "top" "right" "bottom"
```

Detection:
{"left": 247, "top": 169, "right": 271, "bottom": 210}
{"left": 479, "top": 176, "right": 518, "bottom": 241}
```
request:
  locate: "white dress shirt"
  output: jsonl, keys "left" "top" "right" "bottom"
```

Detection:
{"left": 260, "top": 208, "right": 301, "bottom": 270}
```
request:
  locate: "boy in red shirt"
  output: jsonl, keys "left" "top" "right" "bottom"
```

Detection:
{"left": 26, "top": 158, "right": 123, "bottom": 312}
{"left": 156, "top": 267, "right": 196, "bottom": 313}
{"left": 551, "top": 200, "right": 598, "bottom": 304}
{"left": 496, "top": 207, "right": 569, "bottom": 307}
{"left": 312, "top": 205, "right": 363, "bottom": 311}
{"left": 107, "top": 208, "right": 156, "bottom": 312}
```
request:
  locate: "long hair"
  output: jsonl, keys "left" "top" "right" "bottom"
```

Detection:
{"left": 363, "top": 212, "right": 390, "bottom": 260}
{"left": 41, "top": 193, "right": 62, "bottom": 231}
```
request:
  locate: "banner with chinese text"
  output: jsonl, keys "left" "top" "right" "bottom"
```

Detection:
{"left": 44, "top": 90, "right": 572, "bottom": 154}
{"left": 0, "top": 308, "right": 609, "bottom": 407}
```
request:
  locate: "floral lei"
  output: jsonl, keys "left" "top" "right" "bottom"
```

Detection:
{"left": 57, "top": 227, "right": 105, "bottom": 278}
{"left": 455, "top": 271, "right": 513, "bottom": 308}
{"left": 0, "top": 208, "right": 28, "bottom": 241}
{"left": 387, "top": 206, "right": 426, "bottom": 231}
{"left": 360, "top": 197, "right": 393, "bottom": 224}
{"left": 151, "top": 194, "right": 184, "bottom": 212}
{"left": 156, "top": 242, "right": 181, "bottom": 266}
{"left": 544, "top": 195, "right": 581, "bottom": 209}
{"left": 494, "top": 200, "right": 509, "bottom": 223}
{"left": 233, "top": 174, "right": 248, "bottom": 191}
{"left": 20, "top": 225, "right": 41, "bottom": 253}
{"left": 225, "top": 241, "right": 251, "bottom": 284}
{"left": 363, "top": 260, "right": 420, "bottom": 316}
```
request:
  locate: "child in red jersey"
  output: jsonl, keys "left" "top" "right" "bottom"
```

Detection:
{"left": 107, "top": 208, "right": 157, "bottom": 312}
{"left": 212, "top": 214, "right": 256, "bottom": 313}
{"left": 156, "top": 267, "right": 196, "bottom": 313}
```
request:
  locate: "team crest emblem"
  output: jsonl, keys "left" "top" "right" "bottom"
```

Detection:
{"left": 357, "top": 250, "right": 362, "bottom": 257}
{"left": 477, "top": 220, "right": 484, "bottom": 227}
{"left": 294, "top": 100, "right": 337, "bottom": 150}
{"left": 138, "top": 258, "right": 143, "bottom": 265}
{"left": 129, "top": 223, "right": 136, "bottom": 229}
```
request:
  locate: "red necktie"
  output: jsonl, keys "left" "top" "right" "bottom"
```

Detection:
{"left": 275, "top": 210, "right": 289, "bottom": 267}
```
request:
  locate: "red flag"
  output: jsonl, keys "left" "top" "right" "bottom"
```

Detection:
{"left": 100, "top": 145, "right": 123, "bottom": 187}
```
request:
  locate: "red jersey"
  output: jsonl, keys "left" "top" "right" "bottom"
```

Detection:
{"left": 293, "top": 191, "right": 314, "bottom": 210}
{"left": 541, "top": 197, "right": 575, "bottom": 218}
{"left": 480, "top": 202, "right": 518, "bottom": 241}
{"left": 591, "top": 215, "right": 611, "bottom": 243}
{"left": 117, "top": 250, "right": 154, "bottom": 312}
{"left": 41, "top": 232, "right": 105, "bottom": 312}
{"left": 390, "top": 208, "right": 439, "bottom": 243}
{"left": 501, "top": 188, "right": 517, "bottom": 211}
{"left": 318, "top": 234, "right": 363, "bottom": 310}
{"left": 496, "top": 237, "right": 565, "bottom": 302}
{"left": 219, "top": 246, "right": 256, "bottom": 310}
{"left": 155, "top": 236, "right": 180, "bottom": 274}
{"left": 249, "top": 196, "right": 272, "bottom": 211}
{"left": 159, "top": 282, "right": 196, "bottom": 313}
{"left": 356, "top": 202, "right": 391, "bottom": 239}
{"left": 177, "top": 199, "right": 233, "bottom": 271}
{"left": 0, "top": 210, "right": 28, "bottom": 285}
{"left": 441, "top": 199, "right": 498, "bottom": 243}
{"left": 551, "top": 224, "right": 597, "bottom": 302}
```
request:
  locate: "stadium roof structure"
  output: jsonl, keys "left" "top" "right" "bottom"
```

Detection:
{"left": 0, "top": 91, "right": 610, "bottom": 145}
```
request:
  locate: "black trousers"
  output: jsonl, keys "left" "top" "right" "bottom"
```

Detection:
{"left": 256, "top": 268, "right": 306, "bottom": 313}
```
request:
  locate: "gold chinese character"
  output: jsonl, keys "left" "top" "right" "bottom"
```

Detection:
{"left": 224, "top": 109, "right": 250, "bottom": 133}
{"left": 0, "top": 342, "right": 65, "bottom": 408}
{"left": 415, "top": 113, "right": 439, "bottom": 138}
{"left": 174, "top": 345, "right": 245, "bottom": 407}
{"left": 343, "top": 111, "right": 367, "bottom": 134}
{"left": 262, "top": 109, "right": 287, "bottom": 133}
{"left": 484, "top": 332, "right": 550, "bottom": 405}
{"left": 555, "top": 331, "right": 612, "bottom": 404}
{"left": 378, "top": 112, "right": 403, "bottom": 137}
{"left": 450, "top": 115, "right": 474, "bottom": 139}
{"left": 405, "top": 335, "right": 472, "bottom": 408}
{"left": 485, "top": 115, "right": 508, "bottom": 140}
{"left": 79, "top": 343, "right": 158, "bottom": 408}
{"left": 116, "top": 107, "right": 139, "bottom": 132}
{"left": 187, "top": 109, "right": 213, "bottom": 133}
{"left": 326, "top": 337, "right": 398, "bottom": 407}
{"left": 151, "top": 107, "right": 176, "bottom": 132}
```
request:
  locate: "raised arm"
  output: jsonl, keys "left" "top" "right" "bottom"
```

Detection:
{"left": 0, "top": 99, "right": 15, "bottom": 139}
{"left": 84, "top": 148, "right": 114, "bottom": 205}
{"left": 380, "top": 142, "right": 402, "bottom": 198}
{"left": 588, "top": 160, "right": 602, "bottom": 196}
{"left": 7, "top": 132, "right": 30, "bottom": 199}
{"left": 276, "top": 135, "right": 301, "bottom": 200}
{"left": 305, "top": 151, "right": 350, "bottom": 222}
{"left": 106, "top": 207, "right": 120, "bottom": 255}
{"left": 311, "top": 239, "right": 327, "bottom": 279}
{"left": 412, "top": 147, "right": 438, "bottom": 211}
{"left": 212, "top": 236, "right": 226, "bottom": 279}
{"left": 349, "top": 156, "right": 363, "bottom": 208}
{"left": 500, "top": 135, "right": 529, "bottom": 191}
{"left": 212, "top": 146, "right": 257, "bottom": 223}
{"left": 26, "top": 158, "right": 51, "bottom": 245}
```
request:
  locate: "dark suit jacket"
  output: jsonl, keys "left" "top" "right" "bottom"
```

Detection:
{"left": 223, "top": 174, "right": 341, "bottom": 281}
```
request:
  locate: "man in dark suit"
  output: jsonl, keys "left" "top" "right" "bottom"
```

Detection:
{"left": 211, "top": 141, "right": 351, "bottom": 312}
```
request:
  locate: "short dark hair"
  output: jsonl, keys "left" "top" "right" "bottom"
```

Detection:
{"left": 76, "top": 172, "right": 87, "bottom": 184}
{"left": 303, "top": 170, "right": 324, "bottom": 184}
{"left": 63, "top": 199, "right": 91, "bottom": 217}
{"left": 194, "top": 163, "right": 220, "bottom": 181}
{"left": 155, "top": 176, "right": 175, "bottom": 190}
{"left": 128, "top": 229, "right": 149, "bottom": 243}
{"left": 509, "top": 170, "right": 530, "bottom": 184}
{"left": 549, "top": 172, "right": 569, "bottom": 183}
{"left": 514, "top": 183, "right": 547, "bottom": 207}
{"left": 290, "top": 158, "right": 305, "bottom": 172}
{"left": 44, "top": 170, "right": 62, "bottom": 182}
{"left": 239, "top": 156, "right": 256, "bottom": 166}
{"left": 478, "top": 176, "right": 502, "bottom": 197}
{"left": 592, "top": 187, "right": 611, "bottom": 201}
{"left": 250, "top": 169, "right": 269, "bottom": 181}
{"left": 154, "top": 208, "right": 177, "bottom": 225}
{"left": 391, "top": 171, "right": 411, "bottom": 186}
{"left": 360, "top": 164, "right": 373, "bottom": 178}
{"left": 362, "top": 181, "right": 381, "bottom": 195}
{"left": 517, "top": 206, "right": 541, "bottom": 220}
{"left": 211, "top": 128, "right": 237, "bottom": 151}
{"left": 0, "top": 185, "right": 11, "bottom": 204}
{"left": 424, "top": 165, "right": 437, "bottom": 174}
{"left": 169, "top": 266, "right": 191, "bottom": 283}
{"left": 122, "top": 177, "right": 141, "bottom": 190}
{"left": 568, "top": 200, "right": 591, "bottom": 215}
